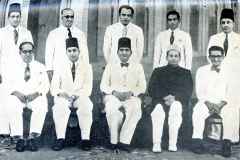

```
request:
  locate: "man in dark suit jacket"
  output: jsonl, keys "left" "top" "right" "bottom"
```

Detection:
{"left": 148, "top": 44, "right": 193, "bottom": 153}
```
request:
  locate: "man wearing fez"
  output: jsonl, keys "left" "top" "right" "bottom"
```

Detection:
{"left": 51, "top": 37, "right": 93, "bottom": 151}
{"left": 191, "top": 46, "right": 235, "bottom": 157}
{"left": 103, "top": 5, "right": 144, "bottom": 64}
{"left": 6, "top": 42, "right": 49, "bottom": 152}
{"left": 153, "top": 11, "right": 192, "bottom": 70}
{"left": 149, "top": 44, "right": 193, "bottom": 153}
{"left": 0, "top": 3, "right": 33, "bottom": 140}
{"left": 207, "top": 9, "right": 240, "bottom": 60}
{"left": 45, "top": 8, "right": 89, "bottom": 82}
{"left": 100, "top": 37, "right": 146, "bottom": 151}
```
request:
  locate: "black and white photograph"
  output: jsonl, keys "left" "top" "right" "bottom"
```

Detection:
{"left": 0, "top": 0, "right": 240, "bottom": 159}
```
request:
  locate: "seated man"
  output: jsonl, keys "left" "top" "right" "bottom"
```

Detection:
{"left": 148, "top": 44, "right": 193, "bottom": 153}
{"left": 100, "top": 37, "right": 146, "bottom": 151}
{"left": 6, "top": 42, "right": 49, "bottom": 152}
{"left": 192, "top": 46, "right": 234, "bottom": 158}
{"left": 51, "top": 37, "right": 93, "bottom": 151}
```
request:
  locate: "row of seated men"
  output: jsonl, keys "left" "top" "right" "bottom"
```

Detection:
{"left": 0, "top": 3, "right": 239, "bottom": 159}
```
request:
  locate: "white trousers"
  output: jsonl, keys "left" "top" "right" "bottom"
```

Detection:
{"left": 104, "top": 95, "right": 142, "bottom": 145}
{"left": 7, "top": 95, "right": 48, "bottom": 137}
{"left": 192, "top": 101, "right": 239, "bottom": 142}
{"left": 151, "top": 101, "right": 182, "bottom": 146}
{"left": 0, "top": 85, "right": 10, "bottom": 135}
{"left": 52, "top": 97, "right": 93, "bottom": 140}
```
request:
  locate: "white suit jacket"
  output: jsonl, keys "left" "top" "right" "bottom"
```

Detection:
{"left": 153, "top": 28, "right": 192, "bottom": 70}
{"left": 100, "top": 62, "right": 146, "bottom": 96}
{"left": 6, "top": 60, "right": 49, "bottom": 97}
{"left": 50, "top": 60, "right": 93, "bottom": 97}
{"left": 0, "top": 25, "right": 33, "bottom": 76}
{"left": 196, "top": 64, "right": 228, "bottom": 104}
{"left": 45, "top": 25, "right": 89, "bottom": 71}
{"left": 103, "top": 22, "right": 144, "bottom": 64}
{"left": 207, "top": 31, "right": 240, "bottom": 62}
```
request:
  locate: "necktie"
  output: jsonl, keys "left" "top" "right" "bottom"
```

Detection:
{"left": 170, "top": 31, "right": 174, "bottom": 44}
{"left": 71, "top": 63, "right": 75, "bottom": 81}
{"left": 122, "top": 26, "right": 127, "bottom": 37}
{"left": 121, "top": 63, "right": 129, "bottom": 67}
{"left": 223, "top": 34, "right": 228, "bottom": 56}
{"left": 211, "top": 66, "right": 220, "bottom": 73}
{"left": 67, "top": 28, "right": 72, "bottom": 38}
{"left": 24, "top": 64, "right": 31, "bottom": 82}
{"left": 14, "top": 29, "right": 18, "bottom": 45}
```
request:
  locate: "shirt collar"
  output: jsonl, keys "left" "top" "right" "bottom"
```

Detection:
{"left": 9, "top": 25, "right": 19, "bottom": 33}
{"left": 61, "top": 25, "right": 73, "bottom": 34}
{"left": 119, "top": 22, "right": 132, "bottom": 30}
{"left": 222, "top": 31, "right": 233, "bottom": 38}
{"left": 69, "top": 60, "right": 79, "bottom": 68}
{"left": 168, "top": 28, "right": 179, "bottom": 34}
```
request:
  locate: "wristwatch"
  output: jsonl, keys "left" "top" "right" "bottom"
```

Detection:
{"left": 38, "top": 92, "right": 42, "bottom": 96}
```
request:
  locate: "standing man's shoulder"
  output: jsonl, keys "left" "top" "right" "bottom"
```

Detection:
{"left": 196, "top": 64, "right": 211, "bottom": 73}
{"left": 156, "top": 30, "right": 169, "bottom": 37}
{"left": 106, "top": 22, "right": 121, "bottom": 31}
{"left": 32, "top": 60, "right": 47, "bottom": 71}
{"left": 177, "top": 29, "right": 190, "bottom": 36}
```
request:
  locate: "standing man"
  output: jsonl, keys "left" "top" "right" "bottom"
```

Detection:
{"left": 0, "top": 3, "right": 33, "bottom": 138}
{"left": 6, "top": 42, "right": 49, "bottom": 152}
{"left": 100, "top": 37, "right": 146, "bottom": 151}
{"left": 149, "top": 44, "right": 193, "bottom": 153}
{"left": 207, "top": 9, "right": 240, "bottom": 61}
{"left": 103, "top": 5, "right": 144, "bottom": 64}
{"left": 51, "top": 38, "right": 93, "bottom": 151}
{"left": 45, "top": 8, "right": 89, "bottom": 81}
{"left": 153, "top": 11, "right": 192, "bottom": 70}
{"left": 191, "top": 46, "right": 235, "bottom": 158}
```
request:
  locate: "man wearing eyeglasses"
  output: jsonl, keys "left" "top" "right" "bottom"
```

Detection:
{"left": 5, "top": 42, "right": 49, "bottom": 152}
{"left": 103, "top": 5, "right": 144, "bottom": 64}
{"left": 0, "top": 3, "right": 33, "bottom": 141}
{"left": 100, "top": 37, "right": 146, "bottom": 151}
{"left": 191, "top": 46, "right": 234, "bottom": 157}
{"left": 153, "top": 11, "right": 192, "bottom": 70}
{"left": 45, "top": 8, "right": 89, "bottom": 82}
{"left": 207, "top": 9, "right": 240, "bottom": 61}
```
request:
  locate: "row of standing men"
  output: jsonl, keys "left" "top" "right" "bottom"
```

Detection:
{"left": 0, "top": 3, "right": 239, "bottom": 158}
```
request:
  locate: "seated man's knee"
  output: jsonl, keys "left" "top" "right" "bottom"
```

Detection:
{"left": 169, "top": 101, "right": 182, "bottom": 116}
{"left": 76, "top": 97, "right": 93, "bottom": 114}
{"left": 151, "top": 104, "right": 165, "bottom": 118}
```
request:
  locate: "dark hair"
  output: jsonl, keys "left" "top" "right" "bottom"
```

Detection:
{"left": 209, "top": 46, "right": 224, "bottom": 56}
{"left": 19, "top": 42, "right": 34, "bottom": 52}
{"left": 166, "top": 11, "right": 180, "bottom": 20}
{"left": 118, "top": 5, "right": 134, "bottom": 15}
{"left": 61, "top": 8, "right": 74, "bottom": 15}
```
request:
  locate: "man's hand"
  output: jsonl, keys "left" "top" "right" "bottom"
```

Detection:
{"left": 213, "top": 101, "right": 227, "bottom": 114}
{"left": 26, "top": 92, "right": 39, "bottom": 102}
{"left": 112, "top": 91, "right": 126, "bottom": 101}
{"left": 204, "top": 101, "right": 215, "bottom": 112}
{"left": 47, "top": 70, "right": 53, "bottom": 82}
{"left": 122, "top": 91, "right": 133, "bottom": 100}
{"left": 163, "top": 95, "right": 175, "bottom": 106}
{"left": 12, "top": 91, "right": 26, "bottom": 103}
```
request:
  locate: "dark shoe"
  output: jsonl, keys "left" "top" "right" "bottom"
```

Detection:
{"left": 28, "top": 139, "right": 38, "bottom": 151}
{"left": 81, "top": 140, "right": 91, "bottom": 151}
{"left": 222, "top": 139, "right": 231, "bottom": 158}
{"left": 53, "top": 139, "right": 64, "bottom": 151}
{"left": 108, "top": 143, "right": 118, "bottom": 150}
{"left": 191, "top": 138, "right": 204, "bottom": 154}
{"left": 118, "top": 142, "right": 133, "bottom": 152}
{"left": 16, "top": 139, "right": 25, "bottom": 152}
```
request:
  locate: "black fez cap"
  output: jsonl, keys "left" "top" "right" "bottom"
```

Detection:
{"left": 8, "top": 3, "right": 21, "bottom": 17}
{"left": 118, "top": 37, "right": 131, "bottom": 50}
{"left": 221, "top": 8, "right": 234, "bottom": 22}
{"left": 66, "top": 37, "right": 79, "bottom": 50}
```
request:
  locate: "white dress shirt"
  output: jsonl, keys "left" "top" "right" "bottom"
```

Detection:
{"left": 100, "top": 62, "right": 146, "bottom": 96}
{"left": 103, "top": 22, "right": 144, "bottom": 64}
{"left": 50, "top": 60, "right": 93, "bottom": 97}
{"left": 153, "top": 28, "right": 192, "bottom": 70}
{"left": 0, "top": 25, "right": 33, "bottom": 75}
{"left": 45, "top": 25, "right": 89, "bottom": 71}
{"left": 6, "top": 60, "right": 49, "bottom": 96}
{"left": 207, "top": 31, "right": 240, "bottom": 64}
{"left": 196, "top": 64, "right": 228, "bottom": 103}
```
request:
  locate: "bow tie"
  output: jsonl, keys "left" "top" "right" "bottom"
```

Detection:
{"left": 121, "top": 63, "right": 129, "bottom": 67}
{"left": 211, "top": 66, "right": 220, "bottom": 73}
